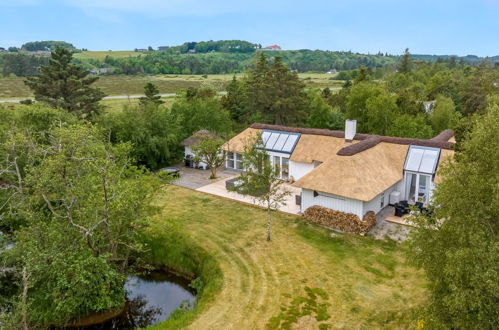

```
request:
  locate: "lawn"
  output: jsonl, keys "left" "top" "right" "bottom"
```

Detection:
{"left": 152, "top": 185, "right": 427, "bottom": 329}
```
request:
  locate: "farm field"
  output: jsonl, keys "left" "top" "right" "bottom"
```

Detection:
{"left": 73, "top": 50, "right": 142, "bottom": 60}
{"left": 0, "top": 74, "right": 343, "bottom": 99}
{"left": 153, "top": 185, "right": 427, "bottom": 329}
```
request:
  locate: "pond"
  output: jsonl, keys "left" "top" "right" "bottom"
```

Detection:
{"left": 70, "top": 270, "right": 196, "bottom": 329}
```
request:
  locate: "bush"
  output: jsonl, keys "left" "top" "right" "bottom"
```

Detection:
{"left": 303, "top": 206, "right": 376, "bottom": 235}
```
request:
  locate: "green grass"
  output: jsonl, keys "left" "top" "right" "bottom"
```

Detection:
{"left": 73, "top": 50, "right": 141, "bottom": 60}
{"left": 0, "top": 74, "right": 344, "bottom": 99}
{"left": 100, "top": 97, "right": 177, "bottom": 113}
{"left": 148, "top": 185, "right": 427, "bottom": 329}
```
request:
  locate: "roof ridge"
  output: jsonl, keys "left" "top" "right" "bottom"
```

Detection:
{"left": 250, "top": 123, "right": 455, "bottom": 153}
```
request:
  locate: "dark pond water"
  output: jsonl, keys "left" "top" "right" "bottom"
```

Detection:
{"left": 71, "top": 270, "right": 196, "bottom": 329}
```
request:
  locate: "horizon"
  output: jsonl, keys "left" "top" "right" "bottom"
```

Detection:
{"left": 1, "top": 0, "right": 498, "bottom": 57}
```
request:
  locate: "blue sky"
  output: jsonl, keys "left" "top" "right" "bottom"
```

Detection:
{"left": 1, "top": 0, "right": 498, "bottom": 56}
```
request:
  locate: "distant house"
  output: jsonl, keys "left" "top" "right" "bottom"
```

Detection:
{"left": 326, "top": 69, "right": 338, "bottom": 74}
{"left": 181, "top": 130, "right": 219, "bottom": 170}
{"left": 0, "top": 47, "right": 6, "bottom": 52}
{"left": 263, "top": 45, "right": 282, "bottom": 50}
{"left": 223, "top": 120, "right": 455, "bottom": 218}
{"left": 187, "top": 49, "right": 197, "bottom": 54}
{"left": 98, "top": 67, "right": 115, "bottom": 74}
{"left": 135, "top": 48, "right": 148, "bottom": 52}
{"left": 423, "top": 100, "right": 437, "bottom": 114}
{"left": 158, "top": 46, "right": 170, "bottom": 51}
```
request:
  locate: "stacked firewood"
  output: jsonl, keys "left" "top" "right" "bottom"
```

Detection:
{"left": 303, "top": 206, "right": 376, "bottom": 235}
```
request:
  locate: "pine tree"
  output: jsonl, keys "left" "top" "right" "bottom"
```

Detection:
{"left": 24, "top": 47, "right": 105, "bottom": 119}
{"left": 139, "top": 82, "right": 164, "bottom": 106}
{"left": 398, "top": 48, "right": 413, "bottom": 73}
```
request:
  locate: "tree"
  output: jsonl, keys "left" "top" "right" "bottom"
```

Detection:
{"left": 236, "top": 135, "right": 291, "bottom": 241}
{"left": 99, "top": 102, "right": 181, "bottom": 169}
{"left": 345, "top": 82, "right": 384, "bottom": 132}
{"left": 1, "top": 124, "right": 159, "bottom": 326}
{"left": 25, "top": 47, "right": 105, "bottom": 119}
{"left": 398, "top": 48, "right": 412, "bottom": 73}
{"left": 307, "top": 92, "right": 344, "bottom": 130}
{"left": 353, "top": 65, "right": 371, "bottom": 84}
{"left": 389, "top": 114, "right": 433, "bottom": 139}
{"left": 171, "top": 92, "right": 232, "bottom": 139}
{"left": 245, "top": 53, "right": 308, "bottom": 126}
{"left": 220, "top": 75, "right": 249, "bottom": 125}
{"left": 139, "top": 82, "right": 164, "bottom": 106}
{"left": 192, "top": 134, "right": 226, "bottom": 179}
{"left": 408, "top": 103, "right": 499, "bottom": 329}
{"left": 365, "top": 92, "right": 398, "bottom": 135}
{"left": 429, "top": 95, "right": 460, "bottom": 132}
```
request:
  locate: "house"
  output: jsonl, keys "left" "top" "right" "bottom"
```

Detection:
{"left": 158, "top": 46, "right": 170, "bottom": 51}
{"left": 0, "top": 47, "right": 6, "bottom": 52}
{"left": 263, "top": 45, "right": 282, "bottom": 50}
{"left": 181, "top": 130, "right": 219, "bottom": 170}
{"left": 423, "top": 100, "right": 436, "bottom": 114}
{"left": 326, "top": 69, "right": 337, "bottom": 74}
{"left": 222, "top": 120, "right": 454, "bottom": 219}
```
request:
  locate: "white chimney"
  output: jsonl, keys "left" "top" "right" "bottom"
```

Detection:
{"left": 345, "top": 119, "right": 357, "bottom": 141}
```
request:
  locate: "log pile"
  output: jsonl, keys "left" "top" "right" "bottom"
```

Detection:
{"left": 303, "top": 206, "right": 377, "bottom": 235}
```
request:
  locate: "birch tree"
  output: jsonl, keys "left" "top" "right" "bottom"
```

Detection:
{"left": 236, "top": 134, "right": 291, "bottom": 241}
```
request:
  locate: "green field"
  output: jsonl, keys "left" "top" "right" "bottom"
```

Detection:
{"left": 152, "top": 185, "right": 427, "bottom": 329}
{"left": 73, "top": 50, "right": 142, "bottom": 60}
{"left": 0, "top": 74, "right": 342, "bottom": 100}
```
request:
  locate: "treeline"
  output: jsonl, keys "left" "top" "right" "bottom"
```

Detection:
{"left": 163, "top": 40, "right": 261, "bottom": 53}
{"left": 20, "top": 40, "right": 76, "bottom": 52}
{"left": 97, "top": 50, "right": 397, "bottom": 75}
{"left": 0, "top": 53, "right": 49, "bottom": 76}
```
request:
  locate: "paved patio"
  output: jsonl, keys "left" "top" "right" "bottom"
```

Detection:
{"left": 172, "top": 165, "right": 301, "bottom": 215}
{"left": 172, "top": 165, "right": 238, "bottom": 190}
{"left": 196, "top": 176, "right": 302, "bottom": 215}
{"left": 368, "top": 206, "right": 413, "bottom": 241}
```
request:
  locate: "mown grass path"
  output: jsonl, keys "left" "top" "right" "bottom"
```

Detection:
{"left": 154, "top": 185, "right": 427, "bottom": 329}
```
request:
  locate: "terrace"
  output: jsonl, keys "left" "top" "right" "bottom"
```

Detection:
{"left": 172, "top": 165, "right": 301, "bottom": 214}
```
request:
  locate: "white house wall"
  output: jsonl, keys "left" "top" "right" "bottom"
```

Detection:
{"left": 184, "top": 146, "right": 207, "bottom": 169}
{"left": 301, "top": 189, "right": 364, "bottom": 218}
{"left": 289, "top": 160, "right": 314, "bottom": 181}
{"left": 362, "top": 180, "right": 403, "bottom": 216}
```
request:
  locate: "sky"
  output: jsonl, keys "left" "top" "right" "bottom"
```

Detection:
{"left": 1, "top": 0, "right": 498, "bottom": 56}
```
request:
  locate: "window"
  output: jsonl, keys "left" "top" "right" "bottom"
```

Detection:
{"left": 281, "top": 157, "right": 289, "bottom": 180}
{"left": 380, "top": 192, "right": 385, "bottom": 208}
{"left": 227, "top": 152, "right": 234, "bottom": 169}
{"left": 235, "top": 153, "right": 244, "bottom": 170}
{"left": 260, "top": 129, "right": 301, "bottom": 154}
{"left": 404, "top": 172, "right": 432, "bottom": 205}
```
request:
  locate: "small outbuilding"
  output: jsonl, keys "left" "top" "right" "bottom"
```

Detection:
{"left": 180, "top": 130, "right": 219, "bottom": 170}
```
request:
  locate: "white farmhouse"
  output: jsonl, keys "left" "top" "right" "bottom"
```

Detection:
{"left": 222, "top": 120, "right": 455, "bottom": 219}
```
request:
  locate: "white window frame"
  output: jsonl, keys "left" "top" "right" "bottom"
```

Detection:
{"left": 404, "top": 171, "right": 433, "bottom": 205}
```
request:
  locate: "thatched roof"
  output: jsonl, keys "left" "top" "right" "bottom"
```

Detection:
{"left": 289, "top": 134, "right": 355, "bottom": 163}
{"left": 294, "top": 142, "right": 409, "bottom": 201}
{"left": 224, "top": 123, "right": 455, "bottom": 201}
{"left": 251, "top": 123, "right": 455, "bottom": 154}
{"left": 221, "top": 128, "right": 260, "bottom": 153}
{"left": 180, "top": 130, "right": 219, "bottom": 146}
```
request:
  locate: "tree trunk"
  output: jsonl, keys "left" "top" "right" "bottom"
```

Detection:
{"left": 21, "top": 267, "right": 29, "bottom": 330}
{"left": 210, "top": 166, "right": 217, "bottom": 179}
{"left": 266, "top": 206, "right": 271, "bottom": 241}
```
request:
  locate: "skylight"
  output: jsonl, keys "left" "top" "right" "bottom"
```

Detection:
{"left": 260, "top": 129, "right": 301, "bottom": 154}
{"left": 404, "top": 145, "right": 441, "bottom": 174}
